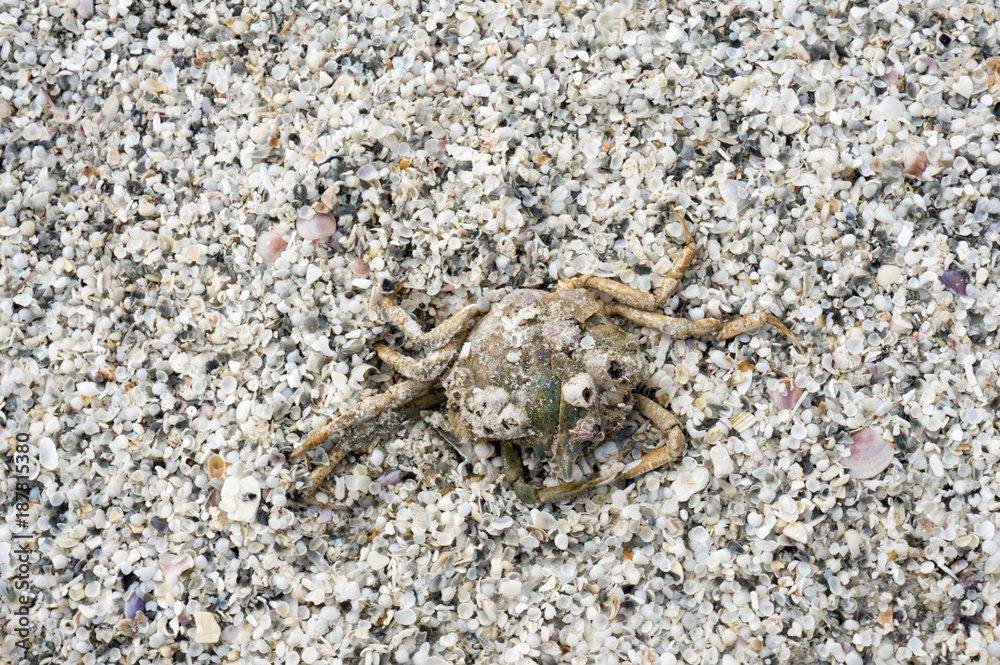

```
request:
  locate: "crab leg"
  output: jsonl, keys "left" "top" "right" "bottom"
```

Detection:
{"left": 621, "top": 395, "right": 685, "bottom": 479}
{"left": 605, "top": 302, "right": 803, "bottom": 353}
{"left": 293, "top": 386, "right": 446, "bottom": 506}
{"left": 374, "top": 336, "right": 465, "bottom": 382}
{"left": 292, "top": 378, "right": 439, "bottom": 458}
{"left": 558, "top": 205, "right": 696, "bottom": 310}
{"left": 500, "top": 441, "right": 617, "bottom": 505}
{"left": 377, "top": 294, "right": 481, "bottom": 350}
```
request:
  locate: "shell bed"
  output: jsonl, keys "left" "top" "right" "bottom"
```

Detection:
{"left": 2, "top": 1, "right": 1000, "bottom": 664}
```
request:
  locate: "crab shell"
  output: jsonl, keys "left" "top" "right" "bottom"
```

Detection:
{"left": 443, "top": 288, "right": 648, "bottom": 481}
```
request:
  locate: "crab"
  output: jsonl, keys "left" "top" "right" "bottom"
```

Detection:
{"left": 292, "top": 210, "right": 803, "bottom": 505}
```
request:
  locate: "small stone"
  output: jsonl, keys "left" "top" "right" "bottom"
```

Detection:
{"left": 875, "top": 265, "right": 902, "bottom": 287}
{"left": 193, "top": 612, "right": 221, "bottom": 644}
{"left": 138, "top": 201, "right": 156, "bottom": 217}
{"left": 19, "top": 221, "right": 35, "bottom": 237}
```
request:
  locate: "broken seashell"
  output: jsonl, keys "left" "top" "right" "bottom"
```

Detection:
{"left": 903, "top": 146, "right": 927, "bottom": 177}
{"left": 940, "top": 270, "right": 969, "bottom": 297}
{"left": 219, "top": 476, "right": 262, "bottom": 522}
{"left": 729, "top": 412, "right": 757, "bottom": 433}
{"left": 770, "top": 378, "right": 804, "bottom": 410}
{"left": 672, "top": 465, "right": 710, "bottom": 502}
{"left": 193, "top": 612, "right": 221, "bottom": 644}
{"left": 159, "top": 552, "right": 193, "bottom": 578}
{"left": 843, "top": 428, "right": 894, "bottom": 479}
{"left": 781, "top": 521, "right": 811, "bottom": 544}
{"left": 124, "top": 590, "right": 145, "bottom": 620}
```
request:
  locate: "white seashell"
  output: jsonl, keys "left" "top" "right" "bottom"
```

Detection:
{"left": 219, "top": 476, "right": 262, "bottom": 522}
{"left": 297, "top": 212, "right": 337, "bottom": 239}
{"left": 486, "top": 515, "right": 514, "bottom": 534}
{"left": 531, "top": 509, "right": 559, "bottom": 532}
{"left": 672, "top": 465, "right": 710, "bottom": 502}
{"left": 38, "top": 437, "right": 58, "bottom": 470}
{"left": 729, "top": 412, "right": 757, "bottom": 433}
{"left": 781, "top": 522, "right": 811, "bottom": 544}
{"left": 367, "top": 551, "right": 390, "bottom": 570}
{"left": 76, "top": 0, "right": 94, "bottom": 19}
{"left": 709, "top": 445, "right": 734, "bottom": 477}
{"left": 192, "top": 612, "right": 221, "bottom": 644}
{"left": 984, "top": 551, "right": 1000, "bottom": 575}
{"left": 843, "top": 428, "right": 894, "bottom": 479}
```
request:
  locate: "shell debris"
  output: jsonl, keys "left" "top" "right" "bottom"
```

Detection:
{"left": 4, "top": 1, "right": 998, "bottom": 663}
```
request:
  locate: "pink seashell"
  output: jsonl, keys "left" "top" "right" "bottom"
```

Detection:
{"left": 297, "top": 212, "right": 337, "bottom": 240}
{"left": 843, "top": 428, "right": 894, "bottom": 479}
{"left": 819, "top": 201, "right": 832, "bottom": 224}
{"left": 349, "top": 257, "right": 370, "bottom": 277}
{"left": 770, "top": 378, "right": 804, "bottom": 410}
{"left": 159, "top": 552, "right": 193, "bottom": 577}
{"left": 379, "top": 470, "right": 404, "bottom": 487}
{"left": 257, "top": 231, "right": 287, "bottom": 263}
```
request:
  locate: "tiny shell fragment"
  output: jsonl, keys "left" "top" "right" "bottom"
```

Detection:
{"left": 159, "top": 552, "right": 193, "bottom": 577}
{"left": 729, "top": 412, "right": 757, "bottom": 433}
{"left": 782, "top": 522, "right": 811, "bottom": 544}
{"left": 193, "top": 612, "right": 221, "bottom": 644}
{"left": 843, "top": 428, "right": 894, "bottom": 479}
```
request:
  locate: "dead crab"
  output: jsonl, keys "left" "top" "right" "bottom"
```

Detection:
{"left": 292, "top": 210, "right": 802, "bottom": 505}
